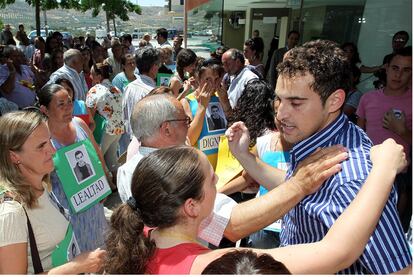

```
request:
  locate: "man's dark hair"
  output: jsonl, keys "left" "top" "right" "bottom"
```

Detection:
{"left": 156, "top": 28, "right": 168, "bottom": 40}
{"left": 201, "top": 250, "right": 291, "bottom": 274}
{"left": 388, "top": 46, "right": 412, "bottom": 64}
{"left": 121, "top": 34, "right": 132, "bottom": 44}
{"left": 228, "top": 48, "right": 245, "bottom": 65}
{"left": 75, "top": 150, "right": 83, "bottom": 158}
{"left": 211, "top": 105, "right": 219, "bottom": 110}
{"left": 287, "top": 30, "right": 300, "bottom": 38}
{"left": 135, "top": 47, "right": 160, "bottom": 74}
{"left": 393, "top": 30, "right": 409, "bottom": 42}
{"left": 277, "top": 39, "right": 351, "bottom": 104}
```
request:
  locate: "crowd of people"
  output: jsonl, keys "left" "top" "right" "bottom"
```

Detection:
{"left": 0, "top": 23, "right": 412, "bottom": 274}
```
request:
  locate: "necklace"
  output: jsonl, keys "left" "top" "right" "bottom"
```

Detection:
{"left": 156, "top": 229, "right": 199, "bottom": 244}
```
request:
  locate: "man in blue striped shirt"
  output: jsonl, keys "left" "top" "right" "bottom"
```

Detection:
{"left": 227, "top": 40, "right": 411, "bottom": 274}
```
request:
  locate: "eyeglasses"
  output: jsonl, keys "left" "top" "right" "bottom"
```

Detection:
{"left": 164, "top": 116, "right": 192, "bottom": 127}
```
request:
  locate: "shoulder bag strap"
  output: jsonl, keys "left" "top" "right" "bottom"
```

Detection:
{"left": 22, "top": 207, "right": 44, "bottom": 274}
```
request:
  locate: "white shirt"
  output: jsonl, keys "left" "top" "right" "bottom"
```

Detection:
{"left": 227, "top": 67, "right": 258, "bottom": 108}
{"left": 117, "top": 146, "right": 237, "bottom": 246}
{"left": 0, "top": 189, "right": 68, "bottom": 273}
{"left": 122, "top": 74, "right": 156, "bottom": 135}
{"left": 48, "top": 64, "right": 88, "bottom": 101}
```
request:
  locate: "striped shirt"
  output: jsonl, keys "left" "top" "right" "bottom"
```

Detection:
{"left": 280, "top": 113, "right": 412, "bottom": 274}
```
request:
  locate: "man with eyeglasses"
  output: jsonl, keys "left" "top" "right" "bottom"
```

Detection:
{"left": 118, "top": 93, "right": 191, "bottom": 203}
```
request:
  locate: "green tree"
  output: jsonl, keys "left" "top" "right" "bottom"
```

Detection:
{"left": 80, "top": 0, "right": 142, "bottom": 36}
{"left": 0, "top": 0, "right": 81, "bottom": 36}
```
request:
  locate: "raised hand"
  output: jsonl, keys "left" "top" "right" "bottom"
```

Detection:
{"left": 290, "top": 145, "right": 348, "bottom": 195}
{"left": 370, "top": 138, "right": 407, "bottom": 174}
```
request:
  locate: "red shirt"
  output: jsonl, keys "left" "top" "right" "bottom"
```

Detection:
{"left": 146, "top": 243, "right": 209, "bottom": 274}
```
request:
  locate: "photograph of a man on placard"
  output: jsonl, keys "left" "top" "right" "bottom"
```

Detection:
{"left": 66, "top": 146, "right": 95, "bottom": 184}
{"left": 206, "top": 104, "right": 226, "bottom": 131}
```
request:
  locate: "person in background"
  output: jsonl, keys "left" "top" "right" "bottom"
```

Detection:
{"left": 220, "top": 48, "right": 258, "bottom": 113}
{"left": 47, "top": 49, "right": 88, "bottom": 101}
{"left": 120, "top": 34, "right": 135, "bottom": 55}
{"left": 267, "top": 30, "right": 299, "bottom": 90}
{"left": 78, "top": 46, "right": 93, "bottom": 89}
{"left": 343, "top": 65, "right": 362, "bottom": 124}
{"left": 14, "top": 24, "right": 30, "bottom": 61}
{"left": 50, "top": 49, "right": 64, "bottom": 73}
{"left": 142, "top": 33, "right": 153, "bottom": 47}
{"left": 341, "top": 42, "right": 381, "bottom": 74}
{"left": 86, "top": 63, "right": 125, "bottom": 185}
{"left": 357, "top": 46, "right": 412, "bottom": 232}
{"left": 38, "top": 84, "right": 112, "bottom": 252}
{"left": 181, "top": 60, "right": 226, "bottom": 170}
{"left": 155, "top": 28, "right": 171, "bottom": 48}
{"left": 0, "top": 24, "right": 15, "bottom": 45}
{"left": 243, "top": 38, "right": 265, "bottom": 78}
{"left": 170, "top": 48, "right": 198, "bottom": 97}
{"left": 105, "top": 39, "right": 123, "bottom": 80}
{"left": 0, "top": 110, "right": 106, "bottom": 274}
{"left": 158, "top": 47, "right": 174, "bottom": 75}
{"left": 112, "top": 53, "right": 138, "bottom": 94}
{"left": 172, "top": 35, "right": 183, "bottom": 62}
{"left": 0, "top": 46, "right": 36, "bottom": 109}
{"left": 54, "top": 78, "right": 93, "bottom": 129}
{"left": 122, "top": 47, "right": 160, "bottom": 137}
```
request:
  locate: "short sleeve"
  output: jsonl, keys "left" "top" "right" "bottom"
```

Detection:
{"left": 0, "top": 202, "right": 28, "bottom": 247}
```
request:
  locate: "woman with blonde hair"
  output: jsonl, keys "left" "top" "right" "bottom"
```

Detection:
{"left": 0, "top": 111, "right": 106, "bottom": 274}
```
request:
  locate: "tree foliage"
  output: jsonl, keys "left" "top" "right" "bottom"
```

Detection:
{"left": 81, "top": 0, "right": 142, "bottom": 22}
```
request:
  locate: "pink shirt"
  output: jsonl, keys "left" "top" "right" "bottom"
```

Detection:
{"left": 356, "top": 88, "right": 412, "bottom": 158}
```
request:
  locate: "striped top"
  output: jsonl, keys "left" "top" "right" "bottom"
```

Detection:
{"left": 280, "top": 113, "right": 412, "bottom": 274}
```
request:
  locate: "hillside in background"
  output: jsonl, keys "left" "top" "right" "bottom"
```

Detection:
{"left": 0, "top": 0, "right": 169, "bottom": 36}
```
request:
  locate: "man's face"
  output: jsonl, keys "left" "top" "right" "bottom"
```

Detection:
{"left": 166, "top": 100, "right": 189, "bottom": 146}
{"left": 287, "top": 33, "right": 300, "bottom": 49}
{"left": 75, "top": 152, "right": 86, "bottom": 166}
{"left": 386, "top": 55, "right": 412, "bottom": 91}
{"left": 211, "top": 107, "right": 220, "bottom": 119}
{"left": 173, "top": 37, "right": 182, "bottom": 49}
{"left": 392, "top": 34, "right": 408, "bottom": 51}
{"left": 221, "top": 53, "right": 240, "bottom": 75}
{"left": 71, "top": 54, "right": 84, "bottom": 73}
{"left": 156, "top": 34, "right": 165, "bottom": 45}
{"left": 275, "top": 73, "right": 333, "bottom": 144}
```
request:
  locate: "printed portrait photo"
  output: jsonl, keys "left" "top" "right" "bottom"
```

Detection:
{"left": 65, "top": 145, "right": 96, "bottom": 184}
{"left": 206, "top": 103, "right": 227, "bottom": 132}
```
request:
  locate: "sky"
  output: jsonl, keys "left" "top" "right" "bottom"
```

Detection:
{"left": 135, "top": 0, "right": 165, "bottom": 6}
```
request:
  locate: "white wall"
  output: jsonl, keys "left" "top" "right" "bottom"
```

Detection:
{"left": 357, "top": 0, "right": 412, "bottom": 92}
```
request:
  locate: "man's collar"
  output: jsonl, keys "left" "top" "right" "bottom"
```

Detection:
{"left": 291, "top": 113, "right": 348, "bottom": 163}
{"left": 139, "top": 146, "right": 158, "bottom": 156}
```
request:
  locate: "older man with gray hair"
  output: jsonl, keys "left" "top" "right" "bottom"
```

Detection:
{"left": 47, "top": 49, "right": 88, "bottom": 100}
